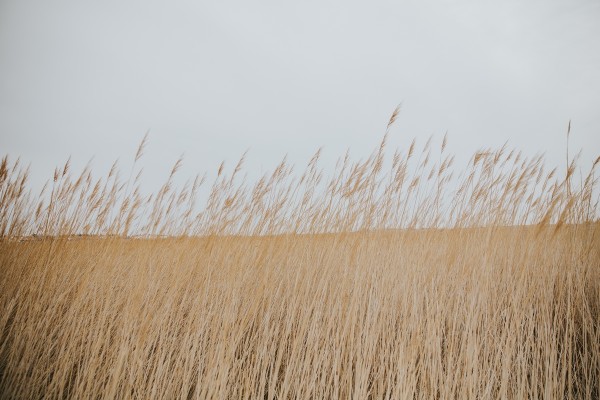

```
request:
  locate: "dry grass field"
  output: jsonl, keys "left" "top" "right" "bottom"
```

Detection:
{"left": 1, "top": 128, "right": 599, "bottom": 398}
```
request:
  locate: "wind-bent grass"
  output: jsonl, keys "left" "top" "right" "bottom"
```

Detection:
{"left": 1, "top": 120, "right": 599, "bottom": 398}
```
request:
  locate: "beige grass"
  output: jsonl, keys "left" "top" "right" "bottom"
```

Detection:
{"left": 0, "top": 125, "right": 599, "bottom": 398}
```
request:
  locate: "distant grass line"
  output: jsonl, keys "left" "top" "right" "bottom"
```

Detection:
{"left": 1, "top": 123, "right": 599, "bottom": 398}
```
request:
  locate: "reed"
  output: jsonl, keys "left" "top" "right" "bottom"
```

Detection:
{"left": 0, "top": 122, "right": 598, "bottom": 398}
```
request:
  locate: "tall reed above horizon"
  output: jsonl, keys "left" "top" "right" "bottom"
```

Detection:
{"left": 1, "top": 118, "right": 599, "bottom": 238}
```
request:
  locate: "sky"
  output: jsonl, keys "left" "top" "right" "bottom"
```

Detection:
{"left": 1, "top": 0, "right": 599, "bottom": 193}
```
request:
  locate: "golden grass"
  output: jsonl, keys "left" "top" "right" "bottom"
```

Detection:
{"left": 0, "top": 126, "right": 599, "bottom": 398}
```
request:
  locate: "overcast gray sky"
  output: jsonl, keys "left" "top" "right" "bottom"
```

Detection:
{"left": 1, "top": 0, "right": 599, "bottom": 192}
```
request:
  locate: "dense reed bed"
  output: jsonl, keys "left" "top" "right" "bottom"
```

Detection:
{"left": 1, "top": 119, "right": 599, "bottom": 398}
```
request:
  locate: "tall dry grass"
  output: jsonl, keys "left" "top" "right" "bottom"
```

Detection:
{"left": 1, "top": 118, "right": 599, "bottom": 398}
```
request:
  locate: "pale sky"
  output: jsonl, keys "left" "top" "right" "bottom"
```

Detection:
{"left": 1, "top": 0, "right": 599, "bottom": 192}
